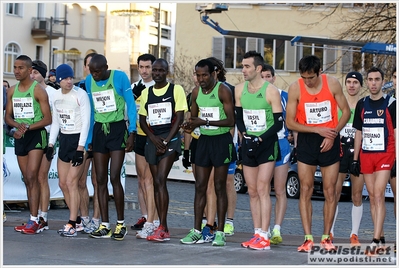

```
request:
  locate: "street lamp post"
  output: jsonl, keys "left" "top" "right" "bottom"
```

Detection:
{"left": 49, "top": 16, "right": 53, "bottom": 68}
{"left": 157, "top": 3, "right": 161, "bottom": 58}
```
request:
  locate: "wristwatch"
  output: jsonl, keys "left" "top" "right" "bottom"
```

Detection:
{"left": 163, "top": 140, "right": 168, "bottom": 145}
{"left": 25, "top": 124, "right": 30, "bottom": 131}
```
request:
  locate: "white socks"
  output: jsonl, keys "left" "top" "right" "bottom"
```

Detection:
{"left": 351, "top": 204, "right": 363, "bottom": 236}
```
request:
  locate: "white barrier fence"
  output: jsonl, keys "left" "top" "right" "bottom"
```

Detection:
{"left": 3, "top": 135, "right": 124, "bottom": 202}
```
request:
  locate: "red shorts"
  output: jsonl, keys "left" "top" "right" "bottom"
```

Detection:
{"left": 360, "top": 151, "right": 395, "bottom": 174}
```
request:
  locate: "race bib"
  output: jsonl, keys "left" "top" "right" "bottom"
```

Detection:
{"left": 92, "top": 90, "right": 116, "bottom": 113}
{"left": 57, "top": 108, "right": 76, "bottom": 131}
{"left": 13, "top": 97, "right": 34, "bottom": 119}
{"left": 304, "top": 100, "right": 332, "bottom": 124}
{"left": 340, "top": 123, "right": 356, "bottom": 138}
{"left": 243, "top": 109, "right": 266, "bottom": 132}
{"left": 200, "top": 107, "right": 220, "bottom": 130}
{"left": 148, "top": 102, "right": 172, "bottom": 126}
{"left": 362, "top": 127, "right": 384, "bottom": 151}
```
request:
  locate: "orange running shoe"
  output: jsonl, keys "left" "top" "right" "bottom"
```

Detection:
{"left": 248, "top": 235, "right": 271, "bottom": 250}
{"left": 298, "top": 239, "right": 314, "bottom": 252}
{"left": 241, "top": 233, "right": 259, "bottom": 248}
{"left": 329, "top": 232, "right": 334, "bottom": 243}
{"left": 320, "top": 238, "right": 337, "bottom": 251}
{"left": 350, "top": 234, "right": 361, "bottom": 247}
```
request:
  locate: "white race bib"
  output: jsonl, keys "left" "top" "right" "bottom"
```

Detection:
{"left": 57, "top": 108, "right": 76, "bottom": 131}
{"left": 362, "top": 127, "right": 385, "bottom": 151}
{"left": 304, "top": 100, "right": 332, "bottom": 124}
{"left": 340, "top": 123, "right": 356, "bottom": 138}
{"left": 13, "top": 97, "right": 34, "bottom": 119}
{"left": 243, "top": 109, "right": 266, "bottom": 132}
{"left": 200, "top": 107, "right": 220, "bottom": 130}
{"left": 92, "top": 90, "right": 116, "bottom": 113}
{"left": 148, "top": 102, "right": 172, "bottom": 126}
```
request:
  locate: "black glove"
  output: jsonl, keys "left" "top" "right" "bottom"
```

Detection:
{"left": 350, "top": 160, "right": 360, "bottom": 177}
{"left": 391, "top": 160, "right": 396, "bottom": 178}
{"left": 86, "top": 150, "right": 93, "bottom": 159}
{"left": 290, "top": 147, "right": 297, "bottom": 164}
{"left": 243, "top": 134, "right": 260, "bottom": 158}
{"left": 182, "top": 150, "right": 191, "bottom": 169}
{"left": 72, "top": 151, "right": 84, "bottom": 167}
{"left": 132, "top": 80, "right": 146, "bottom": 99}
{"left": 46, "top": 147, "right": 55, "bottom": 161}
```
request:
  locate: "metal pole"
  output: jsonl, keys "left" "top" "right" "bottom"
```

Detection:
{"left": 63, "top": 6, "right": 67, "bottom": 63}
{"left": 49, "top": 16, "right": 53, "bottom": 69}
{"left": 157, "top": 3, "right": 161, "bottom": 58}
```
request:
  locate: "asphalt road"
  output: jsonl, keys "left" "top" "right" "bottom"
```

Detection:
{"left": 2, "top": 175, "right": 397, "bottom": 267}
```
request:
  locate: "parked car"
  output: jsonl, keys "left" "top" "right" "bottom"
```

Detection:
{"left": 234, "top": 161, "right": 352, "bottom": 201}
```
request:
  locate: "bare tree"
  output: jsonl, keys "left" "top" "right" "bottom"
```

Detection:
{"left": 301, "top": 3, "right": 396, "bottom": 78}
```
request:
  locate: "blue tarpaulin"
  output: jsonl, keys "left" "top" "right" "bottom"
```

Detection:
{"left": 361, "top": 42, "right": 396, "bottom": 55}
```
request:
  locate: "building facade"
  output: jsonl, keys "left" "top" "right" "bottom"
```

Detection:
{"left": 173, "top": 3, "right": 395, "bottom": 92}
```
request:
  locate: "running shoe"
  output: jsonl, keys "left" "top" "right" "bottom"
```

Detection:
{"left": 60, "top": 223, "right": 77, "bottom": 237}
{"left": 320, "top": 238, "right": 337, "bottom": 251}
{"left": 248, "top": 235, "right": 270, "bottom": 250}
{"left": 136, "top": 222, "right": 155, "bottom": 239}
{"left": 36, "top": 217, "right": 49, "bottom": 233}
{"left": 365, "top": 242, "right": 379, "bottom": 256}
{"left": 241, "top": 234, "right": 259, "bottom": 248}
{"left": 131, "top": 216, "right": 146, "bottom": 230}
{"left": 83, "top": 219, "right": 100, "bottom": 234}
{"left": 297, "top": 239, "right": 314, "bottom": 252}
{"left": 180, "top": 228, "right": 204, "bottom": 244}
{"left": 224, "top": 222, "right": 234, "bottom": 236}
{"left": 76, "top": 218, "right": 89, "bottom": 232}
{"left": 329, "top": 232, "right": 334, "bottom": 243}
{"left": 21, "top": 220, "right": 39, "bottom": 235}
{"left": 270, "top": 228, "right": 283, "bottom": 245}
{"left": 111, "top": 223, "right": 128, "bottom": 241}
{"left": 212, "top": 231, "right": 226, "bottom": 246}
{"left": 201, "top": 225, "right": 215, "bottom": 242}
{"left": 350, "top": 234, "right": 361, "bottom": 247}
{"left": 14, "top": 223, "right": 27, "bottom": 232}
{"left": 147, "top": 225, "right": 170, "bottom": 242}
{"left": 90, "top": 225, "right": 112, "bottom": 239}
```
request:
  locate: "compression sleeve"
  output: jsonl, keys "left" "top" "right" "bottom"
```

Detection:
{"left": 235, "top": 106, "right": 246, "bottom": 134}
{"left": 259, "top": 112, "right": 283, "bottom": 141}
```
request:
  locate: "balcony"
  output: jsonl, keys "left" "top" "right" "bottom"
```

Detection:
{"left": 31, "top": 17, "right": 64, "bottom": 39}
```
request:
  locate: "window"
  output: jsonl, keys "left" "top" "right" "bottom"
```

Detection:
{"left": 213, "top": 37, "right": 264, "bottom": 69}
{"left": 296, "top": 43, "right": 337, "bottom": 72}
{"left": 35, "top": 45, "right": 43, "bottom": 60}
{"left": 341, "top": 47, "right": 380, "bottom": 73}
{"left": 4, "top": 43, "right": 21, "bottom": 73}
{"left": 37, "top": 3, "right": 44, "bottom": 19}
{"left": 149, "top": 45, "right": 170, "bottom": 62}
{"left": 6, "top": 3, "right": 22, "bottom": 16}
{"left": 152, "top": 8, "right": 170, "bottom": 26}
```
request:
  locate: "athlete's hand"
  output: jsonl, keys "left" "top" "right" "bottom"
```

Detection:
{"left": 320, "top": 138, "right": 334, "bottom": 153}
{"left": 126, "top": 132, "right": 135, "bottom": 152}
{"left": 317, "top": 127, "right": 339, "bottom": 140}
{"left": 391, "top": 160, "right": 396, "bottom": 178}
{"left": 46, "top": 147, "right": 55, "bottom": 161}
{"left": 13, "top": 130, "right": 23, "bottom": 140}
{"left": 72, "top": 150, "right": 84, "bottom": 167}
{"left": 132, "top": 80, "right": 146, "bottom": 99}
{"left": 350, "top": 160, "right": 360, "bottom": 177}
{"left": 182, "top": 150, "right": 191, "bottom": 169}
